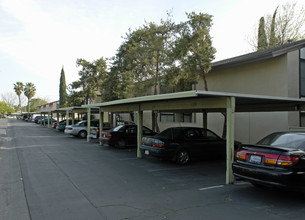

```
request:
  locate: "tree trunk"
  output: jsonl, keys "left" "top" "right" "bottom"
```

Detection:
{"left": 18, "top": 95, "right": 21, "bottom": 113}
{"left": 201, "top": 70, "right": 208, "bottom": 91}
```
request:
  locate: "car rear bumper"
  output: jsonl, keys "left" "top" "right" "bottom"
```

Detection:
{"left": 232, "top": 162, "right": 305, "bottom": 192}
{"left": 140, "top": 145, "right": 174, "bottom": 159}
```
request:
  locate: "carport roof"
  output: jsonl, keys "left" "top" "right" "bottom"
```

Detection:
{"left": 82, "top": 90, "right": 305, "bottom": 113}
{"left": 51, "top": 106, "right": 100, "bottom": 114}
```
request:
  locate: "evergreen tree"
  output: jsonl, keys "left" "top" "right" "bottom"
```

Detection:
{"left": 175, "top": 12, "right": 216, "bottom": 91}
{"left": 70, "top": 58, "right": 107, "bottom": 105}
{"left": 13, "top": 81, "right": 24, "bottom": 112}
{"left": 257, "top": 17, "right": 268, "bottom": 50}
{"left": 59, "top": 67, "right": 68, "bottom": 108}
{"left": 269, "top": 7, "right": 278, "bottom": 47}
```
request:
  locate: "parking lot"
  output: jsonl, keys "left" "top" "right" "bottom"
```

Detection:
{"left": 1, "top": 119, "right": 305, "bottom": 220}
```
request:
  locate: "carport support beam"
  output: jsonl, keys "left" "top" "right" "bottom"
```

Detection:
{"left": 136, "top": 109, "right": 143, "bottom": 158}
{"left": 87, "top": 108, "right": 91, "bottom": 142}
{"left": 203, "top": 111, "right": 207, "bottom": 129}
{"left": 99, "top": 110, "right": 104, "bottom": 145}
{"left": 226, "top": 97, "right": 235, "bottom": 184}
{"left": 66, "top": 110, "right": 70, "bottom": 126}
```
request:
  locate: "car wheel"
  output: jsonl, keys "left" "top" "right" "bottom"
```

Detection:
{"left": 78, "top": 130, "right": 87, "bottom": 138}
{"left": 176, "top": 150, "right": 190, "bottom": 165}
{"left": 115, "top": 139, "right": 126, "bottom": 148}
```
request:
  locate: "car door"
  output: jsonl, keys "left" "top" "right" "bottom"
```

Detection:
{"left": 183, "top": 128, "right": 204, "bottom": 156}
{"left": 198, "top": 129, "right": 226, "bottom": 158}
{"left": 124, "top": 125, "right": 137, "bottom": 146}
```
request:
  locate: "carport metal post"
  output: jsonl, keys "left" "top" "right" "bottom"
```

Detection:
{"left": 226, "top": 97, "right": 235, "bottom": 184}
{"left": 47, "top": 112, "right": 50, "bottom": 128}
{"left": 203, "top": 111, "right": 207, "bottom": 129}
{"left": 136, "top": 108, "right": 143, "bottom": 158}
{"left": 99, "top": 110, "right": 104, "bottom": 145}
{"left": 66, "top": 110, "right": 70, "bottom": 126}
{"left": 43, "top": 113, "right": 46, "bottom": 127}
{"left": 87, "top": 108, "right": 91, "bottom": 142}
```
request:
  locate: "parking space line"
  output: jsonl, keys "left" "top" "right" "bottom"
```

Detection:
{"left": 199, "top": 185, "right": 224, "bottom": 191}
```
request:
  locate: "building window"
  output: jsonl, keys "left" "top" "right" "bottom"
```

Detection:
{"left": 300, "top": 48, "right": 305, "bottom": 97}
{"left": 160, "top": 113, "right": 175, "bottom": 122}
{"left": 183, "top": 113, "right": 192, "bottom": 122}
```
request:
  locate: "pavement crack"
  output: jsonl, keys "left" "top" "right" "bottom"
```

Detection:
{"left": 0, "top": 178, "right": 23, "bottom": 185}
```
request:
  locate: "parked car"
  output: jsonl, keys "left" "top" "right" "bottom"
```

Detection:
{"left": 64, "top": 120, "right": 99, "bottom": 138}
{"left": 53, "top": 119, "right": 66, "bottom": 129}
{"left": 56, "top": 119, "right": 81, "bottom": 132}
{"left": 34, "top": 116, "right": 42, "bottom": 124}
{"left": 89, "top": 122, "right": 113, "bottom": 139}
{"left": 232, "top": 131, "right": 305, "bottom": 193}
{"left": 100, "top": 124, "right": 157, "bottom": 148}
{"left": 141, "top": 127, "right": 240, "bottom": 165}
{"left": 116, "top": 120, "right": 136, "bottom": 126}
{"left": 40, "top": 118, "right": 57, "bottom": 125}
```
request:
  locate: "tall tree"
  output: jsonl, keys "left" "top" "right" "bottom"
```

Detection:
{"left": 269, "top": 7, "right": 278, "bottom": 47}
{"left": 70, "top": 57, "right": 107, "bottom": 105}
{"left": 24, "top": 83, "right": 36, "bottom": 115}
{"left": 13, "top": 81, "right": 24, "bottom": 112}
{"left": 257, "top": 17, "right": 268, "bottom": 50}
{"left": 175, "top": 12, "right": 216, "bottom": 91}
{"left": 59, "top": 67, "right": 68, "bottom": 108}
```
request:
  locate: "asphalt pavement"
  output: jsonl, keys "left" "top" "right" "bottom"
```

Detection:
{"left": 0, "top": 119, "right": 305, "bottom": 220}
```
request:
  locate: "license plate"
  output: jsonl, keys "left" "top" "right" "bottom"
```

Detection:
{"left": 145, "top": 150, "right": 150, "bottom": 155}
{"left": 249, "top": 155, "right": 262, "bottom": 164}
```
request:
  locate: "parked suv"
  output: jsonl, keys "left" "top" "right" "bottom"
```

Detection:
{"left": 64, "top": 120, "right": 99, "bottom": 138}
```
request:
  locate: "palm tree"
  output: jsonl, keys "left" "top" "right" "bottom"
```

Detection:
{"left": 24, "top": 83, "right": 36, "bottom": 115}
{"left": 13, "top": 82, "right": 24, "bottom": 112}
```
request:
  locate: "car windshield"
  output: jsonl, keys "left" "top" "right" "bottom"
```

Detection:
{"left": 257, "top": 133, "right": 305, "bottom": 149}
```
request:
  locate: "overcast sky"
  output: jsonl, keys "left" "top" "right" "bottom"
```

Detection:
{"left": 0, "top": 0, "right": 302, "bottom": 104}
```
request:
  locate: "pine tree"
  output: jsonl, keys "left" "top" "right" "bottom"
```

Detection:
{"left": 59, "top": 67, "right": 68, "bottom": 108}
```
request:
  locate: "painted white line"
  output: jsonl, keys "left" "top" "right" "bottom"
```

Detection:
{"left": 199, "top": 185, "right": 224, "bottom": 191}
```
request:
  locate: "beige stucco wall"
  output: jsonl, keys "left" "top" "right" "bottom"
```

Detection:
{"left": 194, "top": 52, "right": 301, "bottom": 144}
{"left": 198, "top": 55, "right": 289, "bottom": 97}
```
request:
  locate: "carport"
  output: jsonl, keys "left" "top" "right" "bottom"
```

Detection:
{"left": 51, "top": 107, "right": 99, "bottom": 134}
{"left": 82, "top": 90, "right": 305, "bottom": 184}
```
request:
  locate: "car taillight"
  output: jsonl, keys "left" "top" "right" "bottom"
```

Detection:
{"left": 153, "top": 140, "right": 164, "bottom": 148}
{"left": 102, "top": 132, "right": 111, "bottom": 137}
{"left": 235, "top": 149, "right": 248, "bottom": 160}
{"left": 68, "top": 127, "right": 72, "bottom": 130}
{"left": 277, "top": 155, "right": 299, "bottom": 166}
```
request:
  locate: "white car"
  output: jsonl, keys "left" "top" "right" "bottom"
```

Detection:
{"left": 64, "top": 120, "right": 99, "bottom": 138}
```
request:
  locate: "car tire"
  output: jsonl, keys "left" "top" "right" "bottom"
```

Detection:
{"left": 115, "top": 139, "right": 126, "bottom": 148}
{"left": 78, "top": 130, "right": 87, "bottom": 138}
{"left": 176, "top": 150, "right": 190, "bottom": 165}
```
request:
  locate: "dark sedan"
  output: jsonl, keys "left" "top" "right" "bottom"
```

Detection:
{"left": 100, "top": 124, "right": 157, "bottom": 148}
{"left": 232, "top": 131, "right": 305, "bottom": 192}
{"left": 140, "top": 127, "right": 236, "bottom": 165}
